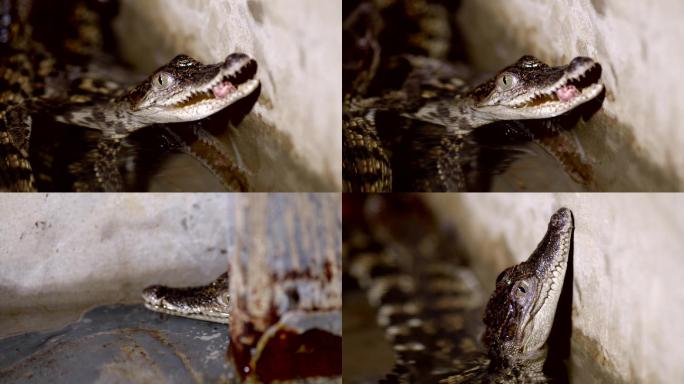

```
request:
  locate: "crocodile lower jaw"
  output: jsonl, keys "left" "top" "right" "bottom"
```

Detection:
{"left": 143, "top": 302, "right": 230, "bottom": 324}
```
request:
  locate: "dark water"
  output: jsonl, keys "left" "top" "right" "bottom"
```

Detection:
{"left": 343, "top": 290, "right": 395, "bottom": 383}
{"left": 0, "top": 304, "right": 234, "bottom": 383}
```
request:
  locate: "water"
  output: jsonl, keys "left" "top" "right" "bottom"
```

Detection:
{"left": 0, "top": 304, "right": 234, "bottom": 383}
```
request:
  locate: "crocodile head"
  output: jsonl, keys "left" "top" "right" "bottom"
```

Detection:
{"left": 469, "top": 56, "right": 603, "bottom": 125}
{"left": 482, "top": 207, "right": 573, "bottom": 371}
{"left": 126, "top": 53, "right": 259, "bottom": 126}
{"left": 53, "top": 53, "right": 259, "bottom": 135}
{"left": 141, "top": 272, "right": 230, "bottom": 324}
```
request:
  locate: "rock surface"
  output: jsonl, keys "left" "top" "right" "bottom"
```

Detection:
{"left": 0, "top": 305, "right": 233, "bottom": 383}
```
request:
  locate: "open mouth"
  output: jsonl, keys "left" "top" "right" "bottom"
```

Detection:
{"left": 171, "top": 59, "right": 259, "bottom": 109}
{"left": 142, "top": 295, "right": 184, "bottom": 316}
{"left": 513, "top": 63, "right": 602, "bottom": 108}
{"left": 143, "top": 301, "right": 230, "bottom": 323}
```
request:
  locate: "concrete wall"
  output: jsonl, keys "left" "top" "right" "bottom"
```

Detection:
{"left": 424, "top": 194, "right": 684, "bottom": 383}
{"left": 115, "top": 0, "right": 342, "bottom": 191}
{"left": 458, "top": 0, "right": 684, "bottom": 191}
{"left": 0, "top": 194, "right": 230, "bottom": 336}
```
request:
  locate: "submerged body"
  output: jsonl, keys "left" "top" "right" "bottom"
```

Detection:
{"left": 443, "top": 208, "right": 573, "bottom": 383}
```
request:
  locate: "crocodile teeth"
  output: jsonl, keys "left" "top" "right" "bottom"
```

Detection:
{"left": 512, "top": 62, "right": 601, "bottom": 108}
{"left": 169, "top": 59, "right": 258, "bottom": 108}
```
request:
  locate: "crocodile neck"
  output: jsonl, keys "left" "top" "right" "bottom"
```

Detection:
{"left": 142, "top": 272, "right": 230, "bottom": 324}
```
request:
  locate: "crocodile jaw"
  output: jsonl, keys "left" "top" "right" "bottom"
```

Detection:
{"left": 142, "top": 300, "right": 230, "bottom": 324}
{"left": 482, "top": 83, "right": 603, "bottom": 121}
{"left": 53, "top": 54, "right": 260, "bottom": 135}
{"left": 474, "top": 56, "right": 603, "bottom": 123}
{"left": 131, "top": 53, "right": 259, "bottom": 125}
{"left": 520, "top": 208, "right": 573, "bottom": 354}
{"left": 155, "top": 78, "right": 260, "bottom": 123}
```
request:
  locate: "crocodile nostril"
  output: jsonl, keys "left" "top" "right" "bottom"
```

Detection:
{"left": 549, "top": 209, "right": 573, "bottom": 229}
{"left": 223, "top": 53, "right": 251, "bottom": 67}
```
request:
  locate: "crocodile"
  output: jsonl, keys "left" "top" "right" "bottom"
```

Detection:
{"left": 442, "top": 207, "right": 573, "bottom": 383}
{"left": 345, "top": 197, "right": 573, "bottom": 383}
{"left": 142, "top": 272, "right": 230, "bottom": 324}
{"left": 343, "top": 0, "right": 604, "bottom": 192}
{"left": 49, "top": 53, "right": 259, "bottom": 137}
{"left": 1, "top": 0, "right": 259, "bottom": 191}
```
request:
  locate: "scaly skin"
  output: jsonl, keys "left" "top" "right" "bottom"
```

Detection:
{"left": 1, "top": 0, "right": 53, "bottom": 191}
{"left": 346, "top": 196, "right": 573, "bottom": 383}
{"left": 342, "top": 1, "right": 604, "bottom": 192}
{"left": 442, "top": 207, "right": 573, "bottom": 383}
{"left": 142, "top": 272, "right": 230, "bottom": 324}
{"left": 345, "top": 195, "right": 486, "bottom": 383}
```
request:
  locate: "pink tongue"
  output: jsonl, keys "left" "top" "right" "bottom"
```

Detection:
{"left": 556, "top": 85, "right": 580, "bottom": 102}
{"left": 212, "top": 81, "right": 236, "bottom": 98}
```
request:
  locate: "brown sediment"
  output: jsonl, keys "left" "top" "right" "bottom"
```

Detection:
{"left": 226, "top": 195, "right": 342, "bottom": 381}
{"left": 230, "top": 325, "right": 341, "bottom": 383}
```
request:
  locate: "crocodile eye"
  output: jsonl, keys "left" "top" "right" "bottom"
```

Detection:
{"left": 515, "top": 281, "right": 530, "bottom": 298}
{"left": 154, "top": 72, "right": 174, "bottom": 89}
{"left": 497, "top": 73, "right": 517, "bottom": 90}
{"left": 219, "top": 291, "right": 231, "bottom": 306}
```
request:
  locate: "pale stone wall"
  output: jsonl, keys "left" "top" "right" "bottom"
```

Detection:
{"left": 424, "top": 194, "right": 684, "bottom": 383}
{"left": 458, "top": 0, "right": 684, "bottom": 191}
{"left": 0, "top": 194, "right": 230, "bottom": 336}
{"left": 0, "top": 193, "right": 342, "bottom": 340}
{"left": 114, "top": 0, "right": 342, "bottom": 191}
